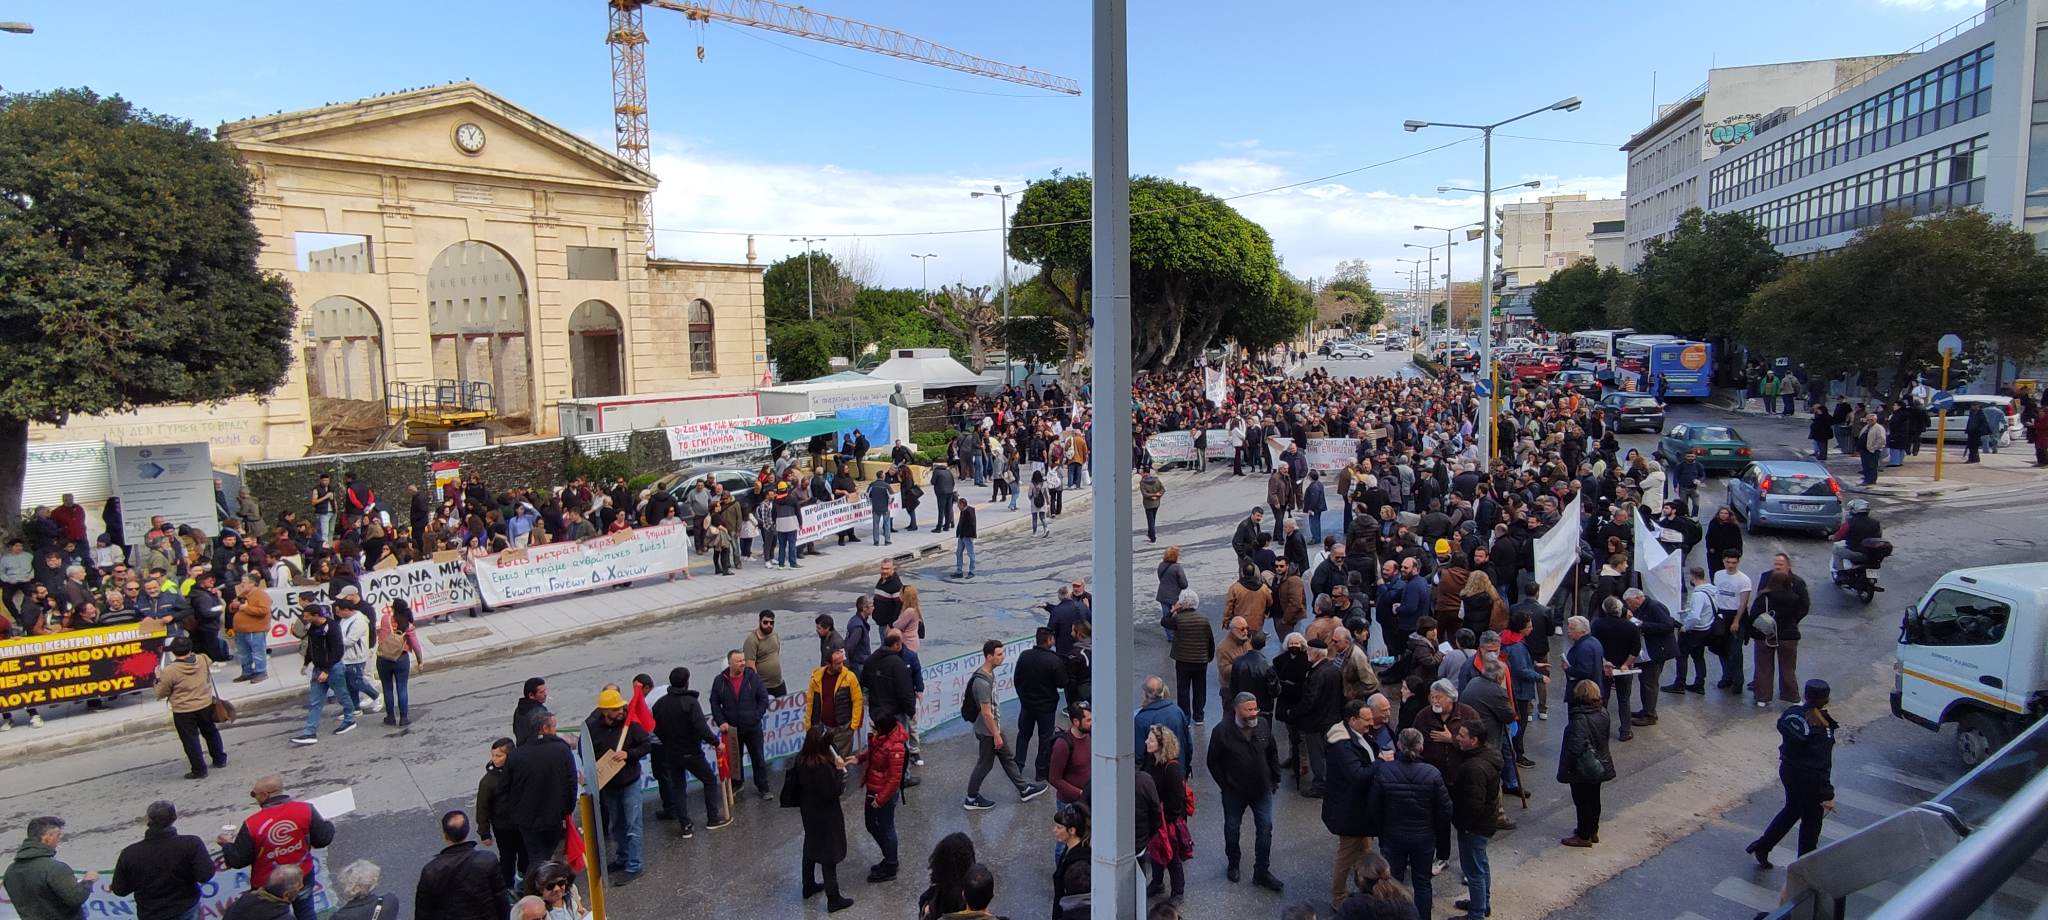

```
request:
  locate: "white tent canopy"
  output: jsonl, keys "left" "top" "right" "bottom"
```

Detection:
{"left": 865, "top": 348, "right": 998, "bottom": 389}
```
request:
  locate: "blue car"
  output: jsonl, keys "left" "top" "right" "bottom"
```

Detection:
{"left": 1725, "top": 460, "right": 1843, "bottom": 536}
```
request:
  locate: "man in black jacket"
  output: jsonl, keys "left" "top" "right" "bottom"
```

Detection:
{"left": 710, "top": 651, "right": 773, "bottom": 799}
{"left": 1232, "top": 508, "right": 1266, "bottom": 569}
{"left": 862, "top": 630, "right": 919, "bottom": 783}
{"left": 1228, "top": 631, "right": 1280, "bottom": 715}
{"left": 1590, "top": 597, "right": 1643, "bottom": 742}
{"left": 585, "top": 688, "right": 654, "bottom": 879}
{"left": 1449, "top": 721, "right": 1501, "bottom": 920}
{"left": 291, "top": 606, "right": 353, "bottom": 745}
{"left": 1290, "top": 640, "right": 1344, "bottom": 798}
{"left": 512, "top": 677, "right": 550, "bottom": 746}
{"left": 1321, "top": 700, "right": 1382, "bottom": 908}
{"left": 1207, "top": 692, "right": 1284, "bottom": 893}
{"left": 1377, "top": 728, "right": 1451, "bottom": 920}
{"left": 414, "top": 811, "right": 508, "bottom": 920}
{"left": 110, "top": 800, "right": 216, "bottom": 920}
{"left": 1625, "top": 589, "right": 1680, "bottom": 727}
{"left": 1011, "top": 627, "right": 1067, "bottom": 782}
{"left": 952, "top": 499, "right": 978, "bottom": 578}
{"left": 502, "top": 714, "right": 577, "bottom": 882}
{"left": 651, "top": 667, "right": 728, "bottom": 836}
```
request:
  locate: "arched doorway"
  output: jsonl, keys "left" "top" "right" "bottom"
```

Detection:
{"left": 569, "top": 299, "right": 625, "bottom": 398}
{"left": 425, "top": 241, "right": 530, "bottom": 419}
{"left": 304, "top": 295, "right": 386, "bottom": 400}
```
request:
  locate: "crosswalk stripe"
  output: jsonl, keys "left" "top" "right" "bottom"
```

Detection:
{"left": 1713, "top": 877, "right": 1782, "bottom": 911}
{"left": 1858, "top": 764, "right": 1946, "bottom": 796}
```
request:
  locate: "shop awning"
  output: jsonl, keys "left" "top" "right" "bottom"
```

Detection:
{"left": 739, "top": 417, "right": 861, "bottom": 442}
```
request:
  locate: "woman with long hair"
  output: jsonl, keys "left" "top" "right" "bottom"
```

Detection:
{"left": 519, "top": 861, "right": 584, "bottom": 920}
{"left": 782, "top": 725, "right": 853, "bottom": 912}
{"left": 375, "top": 599, "right": 423, "bottom": 726}
{"left": 1559, "top": 679, "right": 1617, "bottom": 848}
{"left": 1141, "top": 724, "right": 1192, "bottom": 902}
{"left": 1705, "top": 505, "right": 1744, "bottom": 570}
{"left": 1459, "top": 569, "right": 1506, "bottom": 637}
{"left": 917, "top": 832, "right": 976, "bottom": 920}
{"left": 895, "top": 583, "right": 925, "bottom": 654}
{"left": 1337, "top": 852, "right": 1419, "bottom": 919}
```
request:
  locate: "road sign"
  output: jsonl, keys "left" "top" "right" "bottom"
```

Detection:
{"left": 1475, "top": 379, "right": 1493, "bottom": 397}
{"left": 1939, "top": 333, "right": 1963, "bottom": 357}
{"left": 1932, "top": 390, "right": 1957, "bottom": 410}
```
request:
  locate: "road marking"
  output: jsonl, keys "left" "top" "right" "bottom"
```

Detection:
{"left": 1713, "top": 877, "right": 1782, "bottom": 911}
{"left": 1859, "top": 764, "right": 1947, "bottom": 795}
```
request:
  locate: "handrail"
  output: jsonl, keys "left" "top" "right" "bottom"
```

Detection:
{"left": 1865, "top": 762, "right": 2048, "bottom": 919}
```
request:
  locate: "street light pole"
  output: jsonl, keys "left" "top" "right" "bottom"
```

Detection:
{"left": 1405, "top": 241, "right": 1454, "bottom": 343}
{"left": 1406, "top": 96, "right": 1581, "bottom": 471}
{"left": 911, "top": 253, "right": 938, "bottom": 308}
{"left": 971, "top": 187, "right": 1019, "bottom": 327}
{"left": 789, "top": 236, "right": 827, "bottom": 320}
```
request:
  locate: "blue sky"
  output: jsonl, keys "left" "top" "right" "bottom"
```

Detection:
{"left": 2, "top": 0, "right": 1986, "bottom": 292}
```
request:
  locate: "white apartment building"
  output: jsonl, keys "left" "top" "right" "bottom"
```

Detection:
{"left": 1621, "top": 55, "right": 1907, "bottom": 268}
{"left": 1494, "top": 194, "right": 1625, "bottom": 289}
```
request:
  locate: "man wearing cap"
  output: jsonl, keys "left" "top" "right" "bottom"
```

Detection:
{"left": 585, "top": 687, "right": 654, "bottom": 880}
{"left": 1746, "top": 679, "right": 1839, "bottom": 865}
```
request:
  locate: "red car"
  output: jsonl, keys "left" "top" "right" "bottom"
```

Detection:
{"left": 1508, "top": 352, "right": 1563, "bottom": 380}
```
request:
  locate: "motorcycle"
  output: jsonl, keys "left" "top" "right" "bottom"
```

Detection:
{"left": 1831, "top": 539, "right": 1894, "bottom": 605}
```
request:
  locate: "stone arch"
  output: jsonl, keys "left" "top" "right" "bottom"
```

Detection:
{"left": 569, "top": 299, "right": 625, "bottom": 398}
{"left": 425, "top": 241, "right": 530, "bottom": 417}
{"left": 688, "top": 298, "right": 716, "bottom": 374}
{"left": 304, "top": 295, "right": 386, "bottom": 401}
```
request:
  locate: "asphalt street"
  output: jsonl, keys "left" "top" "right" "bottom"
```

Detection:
{"left": 3, "top": 348, "right": 2039, "bottom": 920}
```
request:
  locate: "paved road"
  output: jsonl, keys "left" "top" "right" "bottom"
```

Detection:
{"left": 8, "top": 353, "right": 2040, "bottom": 920}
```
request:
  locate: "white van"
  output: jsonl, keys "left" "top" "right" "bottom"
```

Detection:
{"left": 1892, "top": 562, "right": 2048, "bottom": 765}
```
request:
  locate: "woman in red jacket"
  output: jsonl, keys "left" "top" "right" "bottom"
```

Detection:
{"left": 857, "top": 712, "right": 909, "bottom": 883}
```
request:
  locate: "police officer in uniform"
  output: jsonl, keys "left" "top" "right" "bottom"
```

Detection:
{"left": 1745, "top": 679, "right": 1838, "bottom": 866}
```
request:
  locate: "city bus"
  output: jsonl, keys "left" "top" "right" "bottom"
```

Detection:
{"left": 1564, "top": 328, "right": 1636, "bottom": 370}
{"left": 1632, "top": 339, "right": 1715, "bottom": 399}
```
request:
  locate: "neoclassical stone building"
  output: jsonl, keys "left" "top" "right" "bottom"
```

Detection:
{"left": 30, "top": 82, "right": 767, "bottom": 464}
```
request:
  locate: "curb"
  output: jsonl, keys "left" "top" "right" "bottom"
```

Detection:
{"left": 0, "top": 485, "right": 1101, "bottom": 766}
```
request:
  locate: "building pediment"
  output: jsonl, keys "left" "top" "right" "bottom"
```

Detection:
{"left": 219, "top": 82, "right": 655, "bottom": 190}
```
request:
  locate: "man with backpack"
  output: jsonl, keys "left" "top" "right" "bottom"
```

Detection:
{"left": 962, "top": 640, "right": 1050, "bottom": 811}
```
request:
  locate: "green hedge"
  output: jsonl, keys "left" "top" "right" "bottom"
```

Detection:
{"left": 1412, "top": 354, "right": 1446, "bottom": 375}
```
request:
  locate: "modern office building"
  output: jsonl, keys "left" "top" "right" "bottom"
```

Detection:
{"left": 1621, "top": 55, "right": 1907, "bottom": 268}
{"left": 1494, "top": 194, "right": 1626, "bottom": 289}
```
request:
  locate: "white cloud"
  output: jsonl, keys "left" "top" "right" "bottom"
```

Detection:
{"left": 642, "top": 135, "right": 1623, "bottom": 298}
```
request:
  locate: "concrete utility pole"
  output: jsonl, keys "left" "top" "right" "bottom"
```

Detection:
{"left": 1406, "top": 96, "right": 1580, "bottom": 471}
{"left": 1088, "top": 0, "right": 1138, "bottom": 916}
{"left": 911, "top": 253, "right": 938, "bottom": 307}
{"left": 971, "top": 187, "right": 1020, "bottom": 326}
{"left": 789, "top": 236, "right": 827, "bottom": 320}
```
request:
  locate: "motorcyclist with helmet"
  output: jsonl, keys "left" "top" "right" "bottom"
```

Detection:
{"left": 1829, "top": 500, "right": 1884, "bottom": 573}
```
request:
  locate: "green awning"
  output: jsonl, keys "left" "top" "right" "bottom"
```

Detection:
{"left": 740, "top": 417, "right": 861, "bottom": 442}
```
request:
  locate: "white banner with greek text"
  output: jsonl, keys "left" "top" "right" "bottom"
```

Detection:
{"left": 263, "top": 557, "right": 478, "bottom": 649}
{"left": 795, "top": 493, "right": 902, "bottom": 542}
{"left": 665, "top": 412, "right": 816, "bottom": 461}
{"left": 474, "top": 524, "right": 690, "bottom": 606}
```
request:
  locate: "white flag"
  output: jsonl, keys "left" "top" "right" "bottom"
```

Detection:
{"left": 1533, "top": 494, "right": 1583, "bottom": 604}
{"left": 1633, "top": 512, "right": 1683, "bottom": 614}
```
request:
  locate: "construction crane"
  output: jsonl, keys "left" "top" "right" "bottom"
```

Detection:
{"left": 605, "top": 0, "right": 1081, "bottom": 249}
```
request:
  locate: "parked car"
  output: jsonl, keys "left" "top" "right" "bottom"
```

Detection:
{"left": 1554, "top": 369, "right": 1602, "bottom": 397}
{"left": 1383, "top": 335, "right": 1407, "bottom": 350}
{"left": 1446, "top": 345, "right": 1477, "bottom": 370}
{"left": 1725, "top": 460, "right": 1843, "bottom": 536}
{"left": 656, "top": 465, "right": 763, "bottom": 515}
{"left": 1598, "top": 390, "right": 1666, "bottom": 433}
{"left": 1507, "top": 352, "right": 1562, "bottom": 380}
{"left": 1653, "top": 423, "right": 1753, "bottom": 473}
{"left": 1921, "top": 394, "right": 2017, "bottom": 446}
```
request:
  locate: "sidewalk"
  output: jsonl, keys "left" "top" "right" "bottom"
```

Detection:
{"left": 1704, "top": 390, "right": 2040, "bottom": 499}
{"left": 0, "top": 473, "right": 1104, "bottom": 765}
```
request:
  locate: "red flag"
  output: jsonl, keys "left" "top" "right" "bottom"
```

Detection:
{"left": 563, "top": 813, "right": 586, "bottom": 873}
{"left": 626, "top": 684, "right": 655, "bottom": 735}
{"left": 716, "top": 734, "right": 731, "bottom": 781}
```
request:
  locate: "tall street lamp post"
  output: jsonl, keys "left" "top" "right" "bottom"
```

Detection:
{"left": 911, "top": 253, "right": 939, "bottom": 307}
{"left": 1414, "top": 221, "right": 1483, "bottom": 332}
{"left": 970, "top": 186, "right": 1020, "bottom": 327}
{"left": 1404, "top": 241, "right": 1454, "bottom": 342}
{"left": 1406, "top": 96, "right": 1581, "bottom": 471}
{"left": 789, "top": 236, "right": 827, "bottom": 320}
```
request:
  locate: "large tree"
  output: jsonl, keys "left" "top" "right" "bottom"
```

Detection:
{"left": 763, "top": 250, "right": 857, "bottom": 327}
{"left": 921, "top": 283, "right": 1003, "bottom": 372}
{"left": 1008, "top": 173, "right": 1299, "bottom": 370}
{"left": 1318, "top": 259, "right": 1387, "bottom": 329}
{"left": 1529, "top": 258, "right": 1626, "bottom": 333}
{"left": 0, "top": 89, "right": 296, "bottom": 531}
{"left": 767, "top": 320, "right": 836, "bottom": 382}
{"left": 1631, "top": 208, "right": 1782, "bottom": 339}
{"left": 1743, "top": 208, "right": 2048, "bottom": 388}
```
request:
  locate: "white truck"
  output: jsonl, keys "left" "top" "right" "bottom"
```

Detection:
{"left": 1892, "top": 562, "right": 2048, "bottom": 765}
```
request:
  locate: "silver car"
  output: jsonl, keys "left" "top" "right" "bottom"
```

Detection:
{"left": 1725, "top": 460, "right": 1843, "bottom": 536}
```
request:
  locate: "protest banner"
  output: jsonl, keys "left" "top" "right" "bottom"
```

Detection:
{"left": 264, "top": 557, "right": 478, "bottom": 648}
{"left": 795, "top": 493, "right": 902, "bottom": 542}
{"left": 1304, "top": 438, "right": 1358, "bottom": 472}
{"left": 431, "top": 459, "right": 462, "bottom": 491}
{"left": 665, "top": 412, "right": 815, "bottom": 461}
{"left": 1535, "top": 494, "right": 1584, "bottom": 603}
{"left": 1144, "top": 431, "right": 1198, "bottom": 468}
{"left": 1204, "top": 429, "right": 1233, "bottom": 460}
{"left": 1204, "top": 366, "right": 1229, "bottom": 406}
{"left": 0, "top": 623, "right": 168, "bottom": 713}
{"left": 0, "top": 853, "right": 335, "bottom": 920}
{"left": 473, "top": 524, "right": 690, "bottom": 607}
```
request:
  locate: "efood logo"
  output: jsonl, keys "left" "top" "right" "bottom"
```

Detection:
{"left": 264, "top": 818, "right": 302, "bottom": 848}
